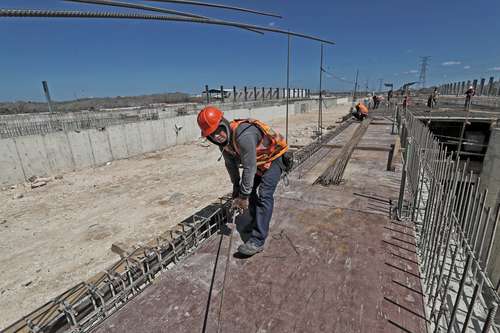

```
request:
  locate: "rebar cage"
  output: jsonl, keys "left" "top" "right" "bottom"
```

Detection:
{"left": 395, "top": 102, "right": 500, "bottom": 332}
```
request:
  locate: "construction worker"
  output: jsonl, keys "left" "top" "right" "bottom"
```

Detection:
{"left": 427, "top": 88, "right": 439, "bottom": 109}
{"left": 372, "top": 95, "right": 380, "bottom": 109}
{"left": 352, "top": 102, "right": 368, "bottom": 120}
{"left": 387, "top": 89, "right": 393, "bottom": 102}
{"left": 197, "top": 106, "right": 288, "bottom": 256}
{"left": 465, "top": 85, "right": 475, "bottom": 109}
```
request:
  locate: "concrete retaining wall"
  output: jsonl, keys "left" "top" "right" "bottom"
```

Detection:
{"left": 0, "top": 99, "right": 345, "bottom": 186}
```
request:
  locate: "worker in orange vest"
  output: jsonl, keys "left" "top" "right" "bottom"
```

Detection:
{"left": 197, "top": 106, "right": 289, "bottom": 256}
{"left": 352, "top": 102, "right": 369, "bottom": 121}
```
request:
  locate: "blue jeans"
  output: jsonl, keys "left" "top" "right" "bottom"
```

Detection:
{"left": 248, "top": 158, "right": 283, "bottom": 246}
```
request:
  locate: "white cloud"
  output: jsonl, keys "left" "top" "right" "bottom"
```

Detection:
{"left": 403, "top": 70, "right": 418, "bottom": 74}
{"left": 489, "top": 66, "right": 500, "bottom": 71}
{"left": 463, "top": 65, "right": 471, "bottom": 69}
{"left": 268, "top": 22, "right": 275, "bottom": 27}
{"left": 442, "top": 61, "right": 461, "bottom": 66}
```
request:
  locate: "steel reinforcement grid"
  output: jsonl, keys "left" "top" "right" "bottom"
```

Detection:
{"left": 394, "top": 103, "right": 500, "bottom": 332}
{"left": 2, "top": 200, "right": 231, "bottom": 333}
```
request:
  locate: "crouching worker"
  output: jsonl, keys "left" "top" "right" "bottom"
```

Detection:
{"left": 197, "top": 106, "right": 289, "bottom": 256}
{"left": 351, "top": 102, "right": 369, "bottom": 121}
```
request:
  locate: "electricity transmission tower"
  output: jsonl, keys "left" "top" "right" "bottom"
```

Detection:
{"left": 419, "top": 56, "right": 431, "bottom": 89}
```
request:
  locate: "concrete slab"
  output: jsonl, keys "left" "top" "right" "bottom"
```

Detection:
{"left": 66, "top": 131, "right": 95, "bottom": 169}
{"left": 137, "top": 121, "right": 156, "bottom": 153}
{"left": 14, "top": 135, "right": 50, "bottom": 178}
{"left": 87, "top": 129, "right": 113, "bottom": 166}
{"left": 42, "top": 132, "right": 75, "bottom": 173}
{"left": 150, "top": 120, "right": 167, "bottom": 151}
{"left": 107, "top": 124, "right": 128, "bottom": 160}
{"left": 123, "top": 123, "right": 143, "bottom": 157}
{"left": 0, "top": 138, "right": 25, "bottom": 185}
{"left": 162, "top": 118, "right": 178, "bottom": 147}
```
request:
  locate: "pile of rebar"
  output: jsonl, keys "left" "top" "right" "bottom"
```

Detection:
{"left": 291, "top": 118, "right": 354, "bottom": 172}
{"left": 314, "top": 117, "right": 371, "bottom": 186}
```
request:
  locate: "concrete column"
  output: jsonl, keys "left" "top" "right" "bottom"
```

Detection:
{"left": 233, "top": 86, "right": 237, "bottom": 102}
{"left": 473, "top": 79, "right": 478, "bottom": 91}
{"left": 452, "top": 82, "right": 457, "bottom": 95}
{"left": 244, "top": 86, "right": 248, "bottom": 101}
{"left": 480, "top": 127, "right": 500, "bottom": 283}
{"left": 466, "top": 80, "right": 471, "bottom": 90}
{"left": 479, "top": 78, "right": 486, "bottom": 96}
{"left": 253, "top": 87, "right": 257, "bottom": 101}
{"left": 488, "top": 77, "right": 494, "bottom": 96}
{"left": 461, "top": 81, "right": 466, "bottom": 94}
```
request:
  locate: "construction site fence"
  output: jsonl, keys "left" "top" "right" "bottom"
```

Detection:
{"left": 0, "top": 96, "right": 316, "bottom": 139}
{"left": 202, "top": 85, "right": 311, "bottom": 104}
{"left": 439, "top": 76, "right": 500, "bottom": 97}
{"left": 394, "top": 102, "right": 500, "bottom": 332}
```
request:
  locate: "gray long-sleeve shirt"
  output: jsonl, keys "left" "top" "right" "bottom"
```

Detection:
{"left": 222, "top": 123, "right": 267, "bottom": 197}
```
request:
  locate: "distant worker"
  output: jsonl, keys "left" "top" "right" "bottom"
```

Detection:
{"left": 403, "top": 95, "right": 409, "bottom": 109}
{"left": 197, "top": 106, "right": 289, "bottom": 256}
{"left": 464, "top": 85, "right": 475, "bottom": 109}
{"left": 352, "top": 102, "right": 369, "bottom": 120}
{"left": 427, "top": 88, "right": 439, "bottom": 109}
{"left": 373, "top": 95, "right": 380, "bottom": 109}
{"left": 364, "top": 95, "right": 372, "bottom": 109}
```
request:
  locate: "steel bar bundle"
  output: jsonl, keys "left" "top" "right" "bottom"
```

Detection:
{"left": 314, "top": 117, "right": 371, "bottom": 186}
{"left": 291, "top": 119, "right": 354, "bottom": 172}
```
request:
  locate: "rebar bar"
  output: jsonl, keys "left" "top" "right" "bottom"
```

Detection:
{"left": 314, "top": 117, "right": 371, "bottom": 186}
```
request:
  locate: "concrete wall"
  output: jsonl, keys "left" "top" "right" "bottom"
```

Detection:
{"left": 1, "top": 99, "right": 333, "bottom": 186}
{"left": 0, "top": 99, "right": 338, "bottom": 186}
{"left": 479, "top": 127, "right": 500, "bottom": 283}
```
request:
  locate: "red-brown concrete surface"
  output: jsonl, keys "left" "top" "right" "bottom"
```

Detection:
{"left": 93, "top": 122, "right": 427, "bottom": 333}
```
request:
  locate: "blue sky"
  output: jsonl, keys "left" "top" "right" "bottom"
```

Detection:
{"left": 1, "top": 0, "right": 499, "bottom": 101}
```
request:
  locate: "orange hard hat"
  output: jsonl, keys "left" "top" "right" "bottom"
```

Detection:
{"left": 197, "top": 106, "right": 223, "bottom": 137}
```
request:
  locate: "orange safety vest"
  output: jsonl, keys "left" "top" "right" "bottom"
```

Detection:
{"left": 357, "top": 103, "right": 369, "bottom": 115}
{"left": 224, "top": 119, "right": 289, "bottom": 171}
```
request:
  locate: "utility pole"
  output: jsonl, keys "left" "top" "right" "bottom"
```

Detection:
{"left": 42, "top": 81, "right": 54, "bottom": 113}
{"left": 352, "top": 69, "right": 359, "bottom": 105}
{"left": 419, "top": 56, "right": 431, "bottom": 89}
{"left": 318, "top": 43, "right": 323, "bottom": 138}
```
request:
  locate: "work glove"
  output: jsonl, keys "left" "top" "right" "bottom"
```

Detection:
{"left": 232, "top": 196, "right": 249, "bottom": 212}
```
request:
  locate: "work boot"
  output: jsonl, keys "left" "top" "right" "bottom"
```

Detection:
{"left": 237, "top": 241, "right": 264, "bottom": 256}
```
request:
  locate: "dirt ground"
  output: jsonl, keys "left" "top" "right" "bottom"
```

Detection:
{"left": 0, "top": 103, "right": 350, "bottom": 328}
